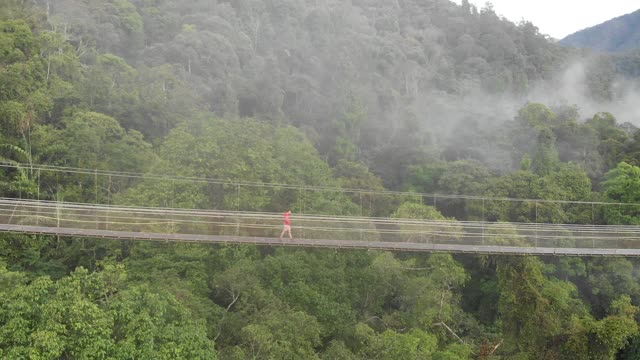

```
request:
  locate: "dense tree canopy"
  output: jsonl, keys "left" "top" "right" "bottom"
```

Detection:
{"left": 2, "top": 1, "right": 640, "bottom": 358}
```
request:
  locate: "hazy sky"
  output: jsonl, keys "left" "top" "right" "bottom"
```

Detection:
{"left": 453, "top": 0, "right": 639, "bottom": 39}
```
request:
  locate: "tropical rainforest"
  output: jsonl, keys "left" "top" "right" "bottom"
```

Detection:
{"left": 2, "top": 0, "right": 640, "bottom": 358}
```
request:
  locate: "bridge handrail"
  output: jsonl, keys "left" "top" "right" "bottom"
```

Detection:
{"left": 1, "top": 198, "right": 639, "bottom": 236}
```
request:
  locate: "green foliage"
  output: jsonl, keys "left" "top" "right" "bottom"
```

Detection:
{"left": 433, "top": 343, "right": 474, "bottom": 360}
{"left": 403, "top": 254, "right": 469, "bottom": 329}
{"left": 434, "top": 160, "right": 495, "bottom": 219}
{"left": 582, "top": 258, "right": 640, "bottom": 317}
{"left": 406, "top": 161, "right": 447, "bottom": 194}
{"left": 118, "top": 118, "right": 358, "bottom": 215}
{"left": 335, "top": 159, "right": 393, "bottom": 216}
{"left": 3, "top": 2, "right": 640, "bottom": 359}
{"left": 0, "top": 266, "right": 218, "bottom": 359}
{"left": 483, "top": 162, "right": 593, "bottom": 224}
{"left": 393, "top": 201, "right": 447, "bottom": 221}
{"left": 60, "top": 111, "right": 155, "bottom": 171}
{"left": 0, "top": 261, "right": 27, "bottom": 291}
{"left": 320, "top": 340, "right": 356, "bottom": 359}
{"left": 497, "top": 256, "right": 587, "bottom": 358}
{"left": 516, "top": 103, "right": 558, "bottom": 129}
{"left": 531, "top": 127, "right": 561, "bottom": 176}
{"left": 328, "top": 96, "right": 366, "bottom": 164}
{"left": 601, "top": 162, "right": 640, "bottom": 225}
{"left": 109, "top": 284, "right": 217, "bottom": 359}
{"left": 563, "top": 295, "right": 639, "bottom": 359}
{"left": 587, "top": 112, "right": 630, "bottom": 170}
{"left": 0, "top": 20, "right": 52, "bottom": 137}
{"left": 354, "top": 323, "right": 438, "bottom": 359}
{"left": 391, "top": 201, "right": 463, "bottom": 244}
{"left": 0, "top": 20, "right": 34, "bottom": 63}
{"left": 240, "top": 309, "right": 322, "bottom": 359}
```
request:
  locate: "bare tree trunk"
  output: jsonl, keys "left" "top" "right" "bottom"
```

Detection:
{"left": 433, "top": 322, "right": 464, "bottom": 343}
{"left": 488, "top": 339, "right": 503, "bottom": 355}
{"left": 214, "top": 289, "right": 241, "bottom": 343}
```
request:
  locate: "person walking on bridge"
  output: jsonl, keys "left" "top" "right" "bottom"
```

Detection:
{"left": 279, "top": 210, "right": 293, "bottom": 240}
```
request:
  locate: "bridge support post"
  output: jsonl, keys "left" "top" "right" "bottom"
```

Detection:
{"left": 171, "top": 180, "right": 176, "bottom": 233}
{"left": 36, "top": 169, "right": 40, "bottom": 226}
{"left": 592, "top": 203, "right": 596, "bottom": 249}
{"left": 535, "top": 201, "right": 538, "bottom": 248}
{"left": 298, "top": 187, "right": 305, "bottom": 239}
{"left": 106, "top": 175, "right": 111, "bottom": 230}
{"left": 95, "top": 169, "right": 98, "bottom": 229}
{"left": 481, "top": 198, "right": 485, "bottom": 245}
{"left": 359, "top": 191, "right": 363, "bottom": 241}
{"left": 94, "top": 169, "right": 98, "bottom": 204}
{"left": 236, "top": 183, "right": 240, "bottom": 236}
{"left": 301, "top": 188, "right": 305, "bottom": 240}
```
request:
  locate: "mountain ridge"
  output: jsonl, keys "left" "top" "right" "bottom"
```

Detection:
{"left": 560, "top": 9, "right": 640, "bottom": 52}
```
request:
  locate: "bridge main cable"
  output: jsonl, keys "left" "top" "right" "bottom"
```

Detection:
{"left": 2, "top": 162, "right": 640, "bottom": 207}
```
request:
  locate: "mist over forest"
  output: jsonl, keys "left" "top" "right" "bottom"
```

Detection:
{"left": 3, "top": 0, "right": 640, "bottom": 358}
{"left": 25, "top": 0, "right": 640, "bottom": 179}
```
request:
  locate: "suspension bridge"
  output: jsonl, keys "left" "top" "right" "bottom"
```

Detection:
{"left": 2, "top": 163, "right": 640, "bottom": 256}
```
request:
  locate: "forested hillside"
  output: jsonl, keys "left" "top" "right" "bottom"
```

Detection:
{"left": 560, "top": 9, "right": 640, "bottom": 53}
{"left": 3, "top": 0, "right": 640, "bottom": 358}
{"left": 559, "top": 9, "right": 640, "bottom": 82}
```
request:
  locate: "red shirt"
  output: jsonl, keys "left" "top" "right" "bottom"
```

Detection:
{"left": 284, "top": 211, "right": 291, "bottom": 225}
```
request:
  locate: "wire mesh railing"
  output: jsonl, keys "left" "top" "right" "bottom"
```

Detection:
{"left": 1, "top": 198, "right": 640, "bottom": 252}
